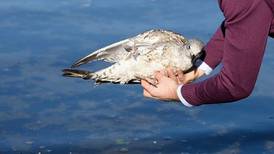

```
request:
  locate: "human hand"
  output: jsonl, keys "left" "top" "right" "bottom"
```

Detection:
{"left": 141, "top": 68, "right": 181, "bottom": 101}
{"left": 181, "top": 68, "right": 205, "bottom": 84}
{"left": 141, "top": 67, "right": 205, "bottom": 101}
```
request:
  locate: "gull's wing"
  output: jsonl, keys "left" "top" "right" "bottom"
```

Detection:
{"left": 71, "top": 39, "right": 132, "bottom": 68}
{"left": 71, "top": 29, "right": 186, "bottom": 68}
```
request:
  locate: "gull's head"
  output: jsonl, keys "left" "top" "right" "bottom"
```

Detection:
{"left": 186, "top": 39, "right": 205, "bottom": 64}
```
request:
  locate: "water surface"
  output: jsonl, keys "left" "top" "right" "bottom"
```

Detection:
{"left": 0, "top": 0, "right": 274, "bottom": 153}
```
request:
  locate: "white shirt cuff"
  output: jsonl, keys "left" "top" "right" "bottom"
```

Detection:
{"left": 195, "top": 60, "right": 213, "bottom": 75}
{"left": 176, "top": 85, "right": 194, "bottom": 107}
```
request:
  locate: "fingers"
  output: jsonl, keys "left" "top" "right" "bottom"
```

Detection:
{"left": 167, "top": 68, "right": 177, "bottom": 81}
{"left": 145, "top": 77, "right": 157, "bottom": 86}
{"left": 185, "top": 70, "right": 199, "bottom": 83}
{"left": 141, "top": 80, "right": 155, "bottom": 94}
{"left": 154, "top": 71, "right": 164, "bottom": 82}
{"left": 143, "top": 89, "right": 153, "bottom": 97}
{"left": 143, "top": 89, "right": 158, "bottom": 99}
{"left": 141, "top": 80, "right": 159, "bottom": 99}
{"left": 176, "top": 70, "right": 185, "bottom": 84}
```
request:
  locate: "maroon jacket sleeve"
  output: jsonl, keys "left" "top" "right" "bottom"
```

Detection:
{"left": 181, "top": 0, "right": 273, "bottom": 106}
{"left": 265, "top": 0, "right": 274, "bottom": 37}
{"left": 203, "top": 25, "right": 225, "bottom": 69}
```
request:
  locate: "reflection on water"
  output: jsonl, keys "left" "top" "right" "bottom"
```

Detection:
{"left": 0, "top": 0, "right": 274, "bottom": 153}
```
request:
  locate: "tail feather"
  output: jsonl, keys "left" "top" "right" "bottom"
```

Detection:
{"left": 62, "top": 69, "right": 93, "bottom": 80}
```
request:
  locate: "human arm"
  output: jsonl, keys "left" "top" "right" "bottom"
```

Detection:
{"left": 181, "top": 0, "right": 273, "bottom": 106}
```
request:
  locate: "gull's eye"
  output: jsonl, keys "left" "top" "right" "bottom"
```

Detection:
{"left": 186, "top": 44, "right": 191, "bottom": 50}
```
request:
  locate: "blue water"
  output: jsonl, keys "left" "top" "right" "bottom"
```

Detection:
{"left": 0, "top": 0, "right": 274, "bottom": 153}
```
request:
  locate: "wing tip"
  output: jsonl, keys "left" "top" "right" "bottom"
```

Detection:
{"left": 70, "top": 62, "right": 81, "bottom": 68}
{"left": 71, "top": 54, "right": 98, "bottom": 68}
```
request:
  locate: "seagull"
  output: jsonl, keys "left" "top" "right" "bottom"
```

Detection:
{"left": 63, "top": 29, "right": 204, "bottom": 84}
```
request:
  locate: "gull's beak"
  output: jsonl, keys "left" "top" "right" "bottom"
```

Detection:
{"left": 191, "top": 49, "right": 205, "bottom": 65}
